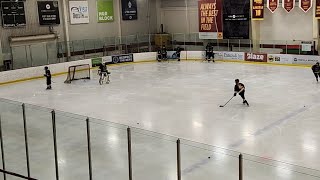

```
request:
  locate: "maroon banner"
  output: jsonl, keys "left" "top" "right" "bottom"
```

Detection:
{"left": 252, "top": 0, "right": 264, "bottom": 20}
{"left": 316, "top": 0, "right": 320, "bottom": 18}
{"left": 299, "top": 0, "right": 312, "bottom": 12}
{"left": 198, "top": 0, "right": 223, "bottom": 39}
{"left": 267, "top": 0, "right": 279, "bottom": 13}
{"left": 282, "top": 0, "right": 295, "bottom": 13}
{"left": 245, "top": 53, "right": 267, "bottom": 62}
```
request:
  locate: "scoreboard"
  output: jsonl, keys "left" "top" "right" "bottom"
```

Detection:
{"left": 1, "top": 0, "right": 26, "bottom": 27}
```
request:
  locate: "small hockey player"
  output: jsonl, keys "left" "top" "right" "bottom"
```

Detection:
{"left": 205, "top": 43, "right": 210, "bottom": 61}
{"left": 44, "top": 66, "right": 52, "bottom": 90}
{"left": 98, "top": 62, "right": 110, "bottom": 84}
{"left": 161, "top": 45, "right": 167, "bottom": 60}
{"left": 157, "top": 48, "right": 162, "bottom": 62}
{"left": 175, "top": 46, "right": 182, "bottom": 61}
{"left": 208, "top": 43, "right": 215, "bottom": 62}
{"left": 234, "top": 79, "right": 249, "bottom": 106}
{"left": 311, "top": 62, "right": 320, "bottom": 82}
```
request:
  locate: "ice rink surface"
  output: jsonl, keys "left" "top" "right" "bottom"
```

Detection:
{"left": 1, "top": 61, "right": 320, "bottom": 179}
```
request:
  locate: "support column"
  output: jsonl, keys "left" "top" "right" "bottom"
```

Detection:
{"left": 251, "top": 21, "right": 261, "bottom": 52}
{"left": 61, "top": 0, "right": 71, "bottom": 58}
{"left": 0, "top": 39, "right": 3, "bottom": 66}
{"left": 185, "top": 0, "right": 190, "bottom": 34}
{"left": 117, "top": 0, "right": 122, "bottom": 38}
{"left": 156, "top": 0, "right": 162, "bottom": 33}
{"left": 312, "top": 0, "right": 319, "bottom": 55}
{"left": 114, "top": 0, "right": 122, "bottom": 51}
{"left": 250, "top": 0, "right": 261, "bottom": 52}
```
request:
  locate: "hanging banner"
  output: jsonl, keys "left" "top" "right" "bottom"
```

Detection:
{"left": 97, "top": 0, "right": 114, "bottom": 22}
{"left": 37, "top": 1, "right": 60, "bottom": 25}
{"left": 198, "top": 0, "right": 223, "bottom": 39}
{"left": 69, "top": 1, "right": 89, "bottom": 24}
{"left": 1, "top": 1, "right": 26, "bottom": 27}
{"left": 316, "top": 0, "right": 320, "bottom": 18}
{"left": 121, "top": 0, "right": 137, "bottom": 20}
{"left": 252, "top": 0, "right": 264, "bottom": 20}
{"left": 299, "top": 0, "right": 312, "bottom": 12}
{"left": 223, "top": 0, "right": 250, "bottom": 39}
{"left": 282, "top": 0, "right": 295, "bottom": 13}
{"left": 267, "top": 0, "right": 279, "bottom": 13}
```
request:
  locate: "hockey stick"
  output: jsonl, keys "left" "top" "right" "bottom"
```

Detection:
{"left": 219, "top": 96, "right": 234, "bottom": 107}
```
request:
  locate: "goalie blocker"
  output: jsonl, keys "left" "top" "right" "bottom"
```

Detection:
{"left": 64, "top": 64, "right": 91, "bottom": 83}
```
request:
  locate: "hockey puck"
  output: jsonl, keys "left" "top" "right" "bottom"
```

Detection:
{"left": 208, "top": 156, "right": 211, "bottom": 159}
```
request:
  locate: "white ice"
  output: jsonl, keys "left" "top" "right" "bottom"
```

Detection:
{"left": 0, "top": 61, "right": 320, "bottom": 180}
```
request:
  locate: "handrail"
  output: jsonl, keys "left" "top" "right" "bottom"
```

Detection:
{"left": 0, "top": 169, "right": 37, "bottom": 180}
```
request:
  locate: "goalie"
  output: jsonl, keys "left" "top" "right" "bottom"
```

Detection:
{"left": 205, "top": 43, "right": 215, "bottom": 62}
{"left": 98, "top": 62, "right": 110, "bottom": 84}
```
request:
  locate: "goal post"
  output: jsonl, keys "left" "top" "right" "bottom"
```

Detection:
{"left": 64, "top": 64, "right": 91, "bottom": 83}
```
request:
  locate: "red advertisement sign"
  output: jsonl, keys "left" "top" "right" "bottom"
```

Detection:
{"left": 282, "top": 0, "right": 295, "bottom": 13}
{"left": 299, "top": 0, "right": 312, "bottom": 12}
{"left": 252, "top": 0, "right": 264, "bottom": 20}
{"left": 245, "top": 53, "right": 267, "bottom": 62}
{"left": 267, "top": 0, "right": 279, "bottom": 13}
{"left": 198, "top": 0, "right": 223, "bottom": 39}
{"left": 316, "top": 0, "right": 320, "bottom": 18}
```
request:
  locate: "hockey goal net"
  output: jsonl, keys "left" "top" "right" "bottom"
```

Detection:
{"left": 64, "top": 64, "right": 91, "bottom": 83}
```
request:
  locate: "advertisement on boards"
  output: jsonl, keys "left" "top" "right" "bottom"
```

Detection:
{"left": 69, "top": 1, "right": 89, "bottom": 24}
{"left": 198, "top": 0, "right": 223, "bottom": 39}
{"left": 268, "top": 54, "right": 293, "bottom": 64}
{"left": 292, "top": 55, "right": 320, "bottom": 65}
{"left": 245, "top": 53, "right": 267, "bottom": 62}
{"left": 223, "top": 52, "right": 245, "bottom": 60}
{"left": 111, "top": 54, "right": 134, "bottom": 64}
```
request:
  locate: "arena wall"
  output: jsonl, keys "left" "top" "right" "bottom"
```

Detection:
{"left": 159, "top": 1, "right": 314, "bottom": 41}
{"left": 1, "top": 51, "right": 320, "bottom": 85}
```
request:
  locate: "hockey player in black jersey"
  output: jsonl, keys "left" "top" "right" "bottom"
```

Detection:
{"left": 44, "top": 66, "right": 52, "bottom": 90}
{"left": 311, "top": 62, "right": 320, "bottom": 82}
{"left": 205, "top": 43, "right": 215, "bottom": 62}
{"left": 208, "top": 43, "right": 215, "bottom": 62}
{"left": 205, "top": 43, "right": 210, "bottom": 61}
{"left": 157, "top": 49, "right": 162, "bottom": 62}
{"left": 175, "top": 47, "right": 182, "bottom": 61}
{"left": 161, "top": 45, "right": 167, "bottom": 60}
{"left": 234, "top": 79, "right": 249, "bottom": 106}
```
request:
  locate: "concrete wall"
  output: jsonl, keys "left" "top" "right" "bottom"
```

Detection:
{"left": 260, "top": 6, "right": 313, "bottom": 41}
{"left": 159, "top": 0, "right": 315, "bottom": 41}
{"left": 67, "top": 0, "right": 158, "bottom": 40}
{"left": 0, "top": 0, "right": 66, "bottom": 56}
{"left": 0, "top": 0, "right": 158, "bottom": 63}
